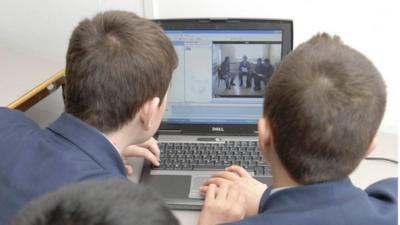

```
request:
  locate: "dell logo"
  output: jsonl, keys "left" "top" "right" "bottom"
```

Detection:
{"left": 212, "top": 127, "right": 224, "bottom": 132}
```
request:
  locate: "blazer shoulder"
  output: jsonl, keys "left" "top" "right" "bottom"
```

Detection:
{"left": 365, "top": 177, "right": 398, "bottom": 202}
{"left": 0, "top": 107, "right": 37, "bottom": 127}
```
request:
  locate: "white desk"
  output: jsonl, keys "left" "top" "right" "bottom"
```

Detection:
{"left": 0, "top": 48, "right": 64, "bottom": 109}
{"left": 127, "top": 132, "right": 397, "bottom": 225}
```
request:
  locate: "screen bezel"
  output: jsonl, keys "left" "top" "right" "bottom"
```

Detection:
{"left": 156, "top": 18, "right": 293, "bottom": 135}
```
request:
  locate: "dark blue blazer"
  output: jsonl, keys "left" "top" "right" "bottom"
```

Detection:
{"left": 0, "top": 108, "right": 126, "bottom": 225}
{"left": 227, "top": 177, "right": 397, "bottom": 225}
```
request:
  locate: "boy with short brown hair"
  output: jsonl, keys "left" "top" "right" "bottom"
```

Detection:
{"left": 0, "top": 10, "right": 177, "bottom": 225}
{"left": 199, "top": 33, "right": 397, "bottom": 225}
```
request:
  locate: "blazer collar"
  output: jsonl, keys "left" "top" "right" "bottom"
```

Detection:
{"left": 47, "top": 112, "right": 126, "bottom": 176}
{"left": 260, "top": 178, "right": 360, "bottom": 213}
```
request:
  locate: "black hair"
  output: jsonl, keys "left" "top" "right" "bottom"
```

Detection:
{"left": 8, "top": 180, "right": 179, "bottom": 225}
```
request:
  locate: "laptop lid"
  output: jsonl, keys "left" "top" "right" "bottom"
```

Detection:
{"left": 156, "top": 19, "right": 293, "bottom": 135}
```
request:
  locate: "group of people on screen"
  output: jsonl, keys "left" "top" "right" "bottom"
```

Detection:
{"left": 219, "top": 55, "right": 274, "bottom": 91}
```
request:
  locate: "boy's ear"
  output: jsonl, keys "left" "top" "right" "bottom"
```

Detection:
{"left": 138, "top": 97, "right": 161, "bottom": 130}
{"left": 257, "top": 117, "right": 272, "bottom": 152}
{"left": 365, "top": 136, "right": 378, "bottom": 157}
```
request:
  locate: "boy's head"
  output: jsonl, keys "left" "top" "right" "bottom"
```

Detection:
{"left": 64, "top": 10, "right": 177, "bottom": 134}
{"left": 8, "top": 180, "right": 179, "bottom": 225}
{"left": 258, "top": 33, "right": 386, "bottom": 185}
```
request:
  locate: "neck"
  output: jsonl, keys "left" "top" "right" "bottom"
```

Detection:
{"left": 104, "top": 123, "right": 142, "bottom": 155}
{"left": 269, "top": 152, "right": 300, "bottom": 188}
{"left": 271, "top": 165, "right": 299, "bottom": 188}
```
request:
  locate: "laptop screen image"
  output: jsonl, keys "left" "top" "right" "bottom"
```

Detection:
{"left": 164, "top": 29, "right": 284, "bottom": 125}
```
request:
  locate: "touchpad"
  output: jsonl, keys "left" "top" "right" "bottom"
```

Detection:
{"left": 189, "top": 176, "right": 208, "bottom": 199}
{"left": 143, "top": 175, "right": 191, "bottom": 199}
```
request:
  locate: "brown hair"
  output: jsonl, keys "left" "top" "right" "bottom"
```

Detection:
{"left": 64, "top": 10, "right": 177, "bottom": 133}
{"left": 264, "top": 33, "right": 386, "bottom": 184}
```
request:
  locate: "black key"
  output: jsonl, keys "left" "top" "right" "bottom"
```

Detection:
{"left": 257, "top": 161, "right": 268, "bottom": 166}
{"left": 258, "top": 161, "right": 266, "bottom": 166}
{"left": 174, "top": 164, "right": 182, "bottom": 169}
{"left": 247, "top": 166, "right": 255, "bottom": 171}
{"left": 243, "top": 165, "right": 250, "bottom": 170}
{"left": 182, "top": 165, "right": 193, "bottom": 170}
{"left": 166, "top": 165, "right": 175, "bottom": 170}
{"left": 193, "top": 155, "right": 201, "bottom": 160}
{"left": 254, "top": 166, "right": 264, "bottom": 175}
{"left": 226, "top": 155, "right": 234, "bottom": 160}
{"left": 249, "top": 162, "right": 257, "bottom": 167}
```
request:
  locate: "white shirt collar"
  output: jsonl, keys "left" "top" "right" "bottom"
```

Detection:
{"left": 99, "top": 132, "right": 122, "bottom": 156}
{"left": 270, "top": 186, "right": 294, "bottom": 196}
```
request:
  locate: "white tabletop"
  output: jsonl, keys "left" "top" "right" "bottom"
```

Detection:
{"left": 0, "top": 47, "right": 63, "bottom": 107}
{"left": 127, "top": 131, "right": 397, "bottom": 225}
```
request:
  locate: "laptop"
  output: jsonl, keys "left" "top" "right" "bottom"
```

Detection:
{"left": 140, "top": 18, "right": 293, "bottom": 210}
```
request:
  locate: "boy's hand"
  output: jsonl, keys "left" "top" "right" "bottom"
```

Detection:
{"left": 122, "top": 138, "right": 160, "bottom": 175}
{"left": 200, "top": 165, "right": 267, "bottom": 217}
{"left": 198, "top": 183, "right": 246, "bottom": 225}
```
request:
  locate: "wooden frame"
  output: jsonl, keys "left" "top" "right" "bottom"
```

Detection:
{"left": 7, "top": 69, "right": 65, "bottom": 111}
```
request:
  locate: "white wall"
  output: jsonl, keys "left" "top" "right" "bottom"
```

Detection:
{"left": 0, "top": 0, "right": 144, "bottom": 64}
{"left": 147, "top": 0, "right": 399, "bottom": 135}
{"left": 0, "top": 0, "right": 145, "bottom": 126}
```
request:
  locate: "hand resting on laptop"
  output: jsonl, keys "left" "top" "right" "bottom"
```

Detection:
{"left": 122, "top": 137, "right": 161, "bottom": 175}
{"left": 198, "top": 183, "right": 246, "bottom": 225}
{"left": 200, "top": 165, "right": 267, "bottom": 217}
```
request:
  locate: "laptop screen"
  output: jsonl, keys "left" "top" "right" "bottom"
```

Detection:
{"left": 158, "top": 19, "right": 293, "bottom": 126}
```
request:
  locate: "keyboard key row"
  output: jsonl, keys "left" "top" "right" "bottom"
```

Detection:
{"left": 154, "top": 140, "right": 270, "bottom": 176}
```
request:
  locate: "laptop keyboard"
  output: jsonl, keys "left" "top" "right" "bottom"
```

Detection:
{"left": 153, "top": 140, "right": 271, "bottom": 176}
